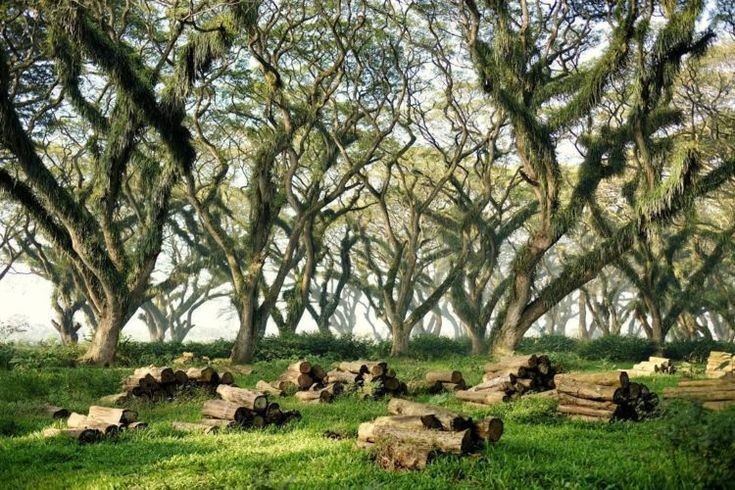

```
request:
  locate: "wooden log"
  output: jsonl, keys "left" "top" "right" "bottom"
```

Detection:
{"left": 484, "top": 354, "right": 538, "bottom": 373}
{"left": 126, "top": 421, "right": 149, "bottom": 431}
{"left": 441, "top": 381, "right": 467, "bottom": 392}
{"left": 86, "top": 421, "right": 122, "bottom": 436}
{"left": 279, "top": 372, "right": 313, "bottom": 390}
{"left": 43, "top": 404, "right": 70, "bottom": 419}
{"left": 555, "top": 379, "right": 618, "bottom": 402}
{"left": 387, "top": 398, "right": 471, "bottom": 431}
{"left": 384, "top": 377, "right": 401, "bottom": 392}
{"left": 425, "top": 371, "right": 463, "bottom": 384}
{"left": 558, "top": 393, "right": 617, "bottom": 410}
{"left": 288, "top": 360, "right": 312, "bottom": 374}
{"left": 326, "top": 369, "right": 361, "bottom": 384}
{"left": 456, "top": 390, "right": 507, "bottom": 405}
{"left": 372, "top": 415, "right": 443, "bottom": 431}
{"left": 555, "top": 372, "right": 626, "bottom": 387}
{"left": 321, "top": 382, "right": 344, "bottom": 396}
{"left": 219, "top": 372, "right": 235, "bottom": 385}
{"left": 271, "top": 379, "right": 298, "bottom": 393}
{"left": 265, "top": 403, "right": 283, "bottom": 424}
{"left": 373, "top": 442, "right": 432, "bottom": 471}
{"left": 338, "top": 361, "right": 370, "bottom": 375}
{"left": 676, "top": 378, "right": 735, "bottom": 388}
{"left": 702, "top": 400, "right": 735, "bottom": 411}
{"left": 186, "top": 367, "right": 218, "bottom": 383}
{"left": 215, "top": 385, "right": 268, "bottom": 411}
{"left": 88, "top": 406, "right": 137, "bottom": 425}
{"left": 42, "top": 427, "right": 102, "bottom": 443}
{"left": 294, "top": 390, "right": 333, "bottom": 403}
{"left": 479, "top": 371, "right": 518, "bottom": 386}
{"left": 358, "top": 422, "right": 473, "bottom": 454}
{"left": 567, "top": 414, "right": 609, "bottom": 422}
{"left": 66, "top": 412, "right": 90, "bottom": 428}
{"left": 310, "top": 364, "right": 327, "bottom": 381}
{"left": 174, "top": 370, "right": 189, "bottom": 385}
{"left": 172, "top": 421, "right": 219, "bottom": 434}
{"left": 256, "top": 380, "right": 285, "bottom": 397}
{"left": 662, "top": 384, "right": 735, "bottom": 396}
{"left": 202, "top": 400, "right": 250, "bottom": 423}
{"left": 558, "top": 404, "right": 615, "bottom": 419}
{"left": 384, "top": 368, "right": 397, "bottom": 379}
{"left": 122, "top": 373, "right": 158, "bottom": 392}
{"left": 662, "top": 389, "right": 735, "bottom": 402}
{"left": 134, "top": 366, "right": 175, "bottom": 384}
{"left": 473, "top": 416, "right": 504, "bottom": 443}
{"left": 200, "top": 418, "right": 239, "bottom": 429}
{"left": 99, "top": 393, "right": 130, "bottom": 406}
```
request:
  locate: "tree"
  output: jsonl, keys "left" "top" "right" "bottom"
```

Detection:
{"left": 459, "top": 0, "right": 735, "bottom": 355}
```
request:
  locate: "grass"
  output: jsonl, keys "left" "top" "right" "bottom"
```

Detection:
{"left": 0, "top": 354, "right": 721, "bottom": 489}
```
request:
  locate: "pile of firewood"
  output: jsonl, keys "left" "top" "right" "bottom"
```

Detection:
{"left": 425, "top": 371, "right": 467, "bottom": 393}
{"left": 555, "top": 371, "right": 658, "bottom": 422}
{"left": 43, "top": 406, "right": 146, "bottom": 443}
{"left": 455, "top": 354, "right": 556, "bottom": 406}
{"left": 628, "top": 356, "right": 676, "bottom": 376}
{"left": 332, "top": 360, "right": 408, "bottom": 399}
{"left": 357, "top": 399, "right": 503, "bottom": 471}
{"left": 706, "top": 351, "right": 734, "bottom": 379}
{"left": 663, "top": 377, "right": 735, "bottom": 411}
{"left": 256, "top": 360, "right": 343, "bottom": 403}
{"left": 173, "top": 385, "right": 301, "bottom": 434}
{"left": 102, "top": 366, "right": 235, "bottom": 404}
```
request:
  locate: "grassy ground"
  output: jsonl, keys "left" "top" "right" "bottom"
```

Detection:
{"left": 0, "top": 355, "right": 712, "bottom": 489}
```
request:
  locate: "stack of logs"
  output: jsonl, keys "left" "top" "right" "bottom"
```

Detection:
{"left": 173, "top": 385, "right": 301, "bottom": 434}
{"left": 455, "top": 354, "right": 556, "bottom": 406}
{"left": 43, "top": 406, "right": 146, "bottom": 443}
{"left": 258, "top": 360, "right": 343, "bottom": 403}
{"left": 357, "top": 399, "right": 503, "bottom": 471}
{"left": 663, "top": 377, "right": 735, "bottom": 411}
{"left": 331, "top": 360, "right": 408, "bottom": 399}
{"left": 425, "top": 371, "right": 467, "bottom": 394}
{"left": 628, "top": 356, "right": 676, "bottom": 376}
{"left": 102, "top": 366, "right": 235, "bottom": 404}
{"left": 706, "top": 351, "right": 734, "bottom": 379}
{"left": 555, "top": 371, "right": 658, "bottom": 422}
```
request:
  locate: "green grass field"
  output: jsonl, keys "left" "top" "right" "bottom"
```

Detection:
{"left": 0, "top": 356, "right": 725, "bottom": 489}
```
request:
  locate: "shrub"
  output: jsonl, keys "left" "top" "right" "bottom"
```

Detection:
{"left": 516, "top": 335, "right": 580, "bottom": 354}
{"left": 664, "top": 339, "right": 735, "bottom": 362}
{"left": 406, "top": 335, "right": 471, "bottom": 359}
{"left": 576, "top": 335, "right": 655, "bottom": 362}
{"left": 659, "top": 400, "right": 735, "bottom": 487}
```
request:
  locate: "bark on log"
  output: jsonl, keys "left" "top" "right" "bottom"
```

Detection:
{"left": 99, "top": 393, "right": 130, "bottom": 406}
{"left": 288, "top": 360, "right": 312, "bottom": 374}
{"left": 326, "top": 369, "right": 361, "bottom": 384}
{"left": 372, "top": 415, "right": 443, "bottom": 431}
{"left": 133, "top": 366, "right": 175, "bottom": 384}
{"left": 256, "top": 380, "right": 285, "bottom": 397}
{"left": 172, "top": 421, "right": 219, "bottom": 434}
{"left": 555, "top": 379, "right": 618, "bottom": 402}
{"left": 215, "top": 385, "right": 268, "bottom": 411}
{"left": 186, "top": 367, "right": 218, "bottom": 383}
{"left": 339, "top": 361, "right": 370, "bottom": 374}
{"left": 311, "top": 364, "right": 327, "bottom": 381}
{"left": 425, "top": 371, "right": 463, "bottom": 384}
{"left": 558, "top": 393, "right": 617, "bottom": 410}
{"left": 702, "top": 400, "right": 735, "bottom": 411}
{"left": 557, "top": 404, "right": 615, "bottom": 419}
{"left": 456, "top": 390, "right": 507, "bottom": 405}
{"left": 42, "top": 427, "right": 102, "bottom": 443}
{"left": 387, "top": 398, "right": 471, "bottom": 431}
{"left": 483, "top": 354, "right": 538, "bottom": 373}
{"left": 87, "top": 406, "right": 137, "bottom": 424}
{"left": 358, "top": 422, "right": 473, "bottom": 454}
{"left": 220, "top": 372, "right": 235, "bottom": 385}
{"left": 662, "top": 389, "right": 735, "bottom": 401}
{"left": 202, "top": 400, "right": 250, "bottom": 423}
{"left": 43, "top": 404, "right": 70, "bottom": 419}
{"left": 294, "top": 390, "right": 333, "bottom": 403}
{"left": 66, "top": 412, "right": 90, "bottom": 428}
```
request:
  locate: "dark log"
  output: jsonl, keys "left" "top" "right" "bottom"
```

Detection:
{"left": 387, "top": 398, "right": 471, "bottom": 431}
{"left": 220, "top": 372, "right": 235, "bottom": 385}
{"left": 43, "top": 404, "right": 70, "bottom": 419}
{"left": 133, "top": 366, "right": 175, "bottom": 384}
{"left": 473, "top": 416, "right": 504, "bottom": 443}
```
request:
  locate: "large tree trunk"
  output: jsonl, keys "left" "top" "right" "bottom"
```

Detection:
{"left": 80, "top": 304, "right": 125, "bottom": 366}
{"left": 390, "top": 326, "right": 410, "bottom": 357}
{"left": 52, "top": 308, "right": 79, "bottom": 345}
{"left": 230, "top": 288, "right": 258, "bottom": 364}
{"left": 468, "top": 325, "right": 485, "bottom": 355}
{"left": 489, "top": 323, "right": 522, "bottom": 357}
{"left": 578, "top": 291, "right": 589, "bottom": 340}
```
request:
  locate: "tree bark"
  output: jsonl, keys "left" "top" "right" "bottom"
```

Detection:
{"left": 390, "top": 326, "right": 410, "bottom": 357}
{"left": 80, "top": 304, "right": 125, "bottom": 366}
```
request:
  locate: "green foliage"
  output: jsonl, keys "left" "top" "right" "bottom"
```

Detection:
{"left": 664, "top": 339, "right": 735, "bottom": 362}
{"left": 516, "top": 335, "right": 580, "bottom": 354}
{"left": 2, "top": 341, "right": 83, "bottom": 369}
{"left": 255, "top": 334, "right": 375, "bottom": 362}
{"left": 659, "top": 400, "right": 735, "bottom": 487}
{"left": 576, "top": 335, "right": 656, "bottom": 362}
{"left": 403, "top": 335, "right": 472, "bottom": 360}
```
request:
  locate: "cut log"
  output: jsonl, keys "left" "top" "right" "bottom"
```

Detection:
{"left": 441, "top": 382, "right": 467, "bottom": 392}
{"left": 256, "top": 380, "right": 285, "bottom": 397}
{"left": 473, "top": 416, "right": 504, "bottom": 443}
{"left": 702, "top": 400, "right": 735, "bottom": 411}
{"left": 186, "top": 367, "right": 218, "bottom": 383}
{"left": 88, "top": 406, "right": 137, "bottom": 425}
{"left": 43, "top": 404, "right": 70, "bottom": 419}
{"left": 220, "top": 372, "right": 235, "bottom": 385}
{"left": 66, "top": 412, "right": 90, "bottom": 429}
{"left": 42, "top": 427, "right": 102, "bottom": 443}
{"left": 425, "top": 371, "right": 463, "bottom": 384}
{"left": 202, "top": 400, "right": 250, "bottom": 424}
{"left": 172, "top": 421, "right": 219, "bottom": 434}
{"left": 99, "top": 393, "right": 130, "bottom": 406}
{"left": 456, "top": 390, "right": 507, "bottom": 405}
{"left": 677, "top": 378, "right": 735, "bottom": 387}
{"left": 372, "top": 415, "right": 443, "bottom": 431}
{"left": 555, "top": 379, "right": 618, "bottom": 402}
{"left": 480, "top": 371, "right": 518, "bottom": 386}
{"left": 557, "top": 404, "right": 615, "bottom": 419}
{"left": 326, "top": 369, "right": 361, "bottom": 384}
{"left": 126, "top": 422, "right": 149, "bottom": 431}
{"left": 215, "top": 385, "right": 268, "bottom": 412}
{"left": 134, "top": 366, "right": 175, "bottom": 384}
{"left": 555, "top": 372, "right": 628, "bottom": 387}
{"left": 387, "top": 398, "right": 471, "bottom": 431}
{"left": 311, "top": 364, "right": 327, "bottom": 381}
{"left": 373, "top": 442, "right": 432, "bottom": 471}
{"left": 558, "top": 393, "right": 617, "bottom": 410}
{"left": 200, "top": 418, "right": 239, "bottom": 429}
{"left": 662, "top": 389, "right": 735, "bottom": 402}
{"left": 278, "top": 372, "right": 313, "bottom": 390}
{"left": 484, "top": 354, "right": 538, "bottom": 373}
{"left": 358, "top": 422, "right": 473, "bottom": 454}
{"left": 294, "top": 390, "right": 333, "bottom": 403}
{"left": 338, "top": 361, "right": 369, "bottom": 375}
{"left": 288, "top": 360, "right": 312, "bottom": 374}
{"left": 174, "top": 370, "right": 189, "bottom": 385}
